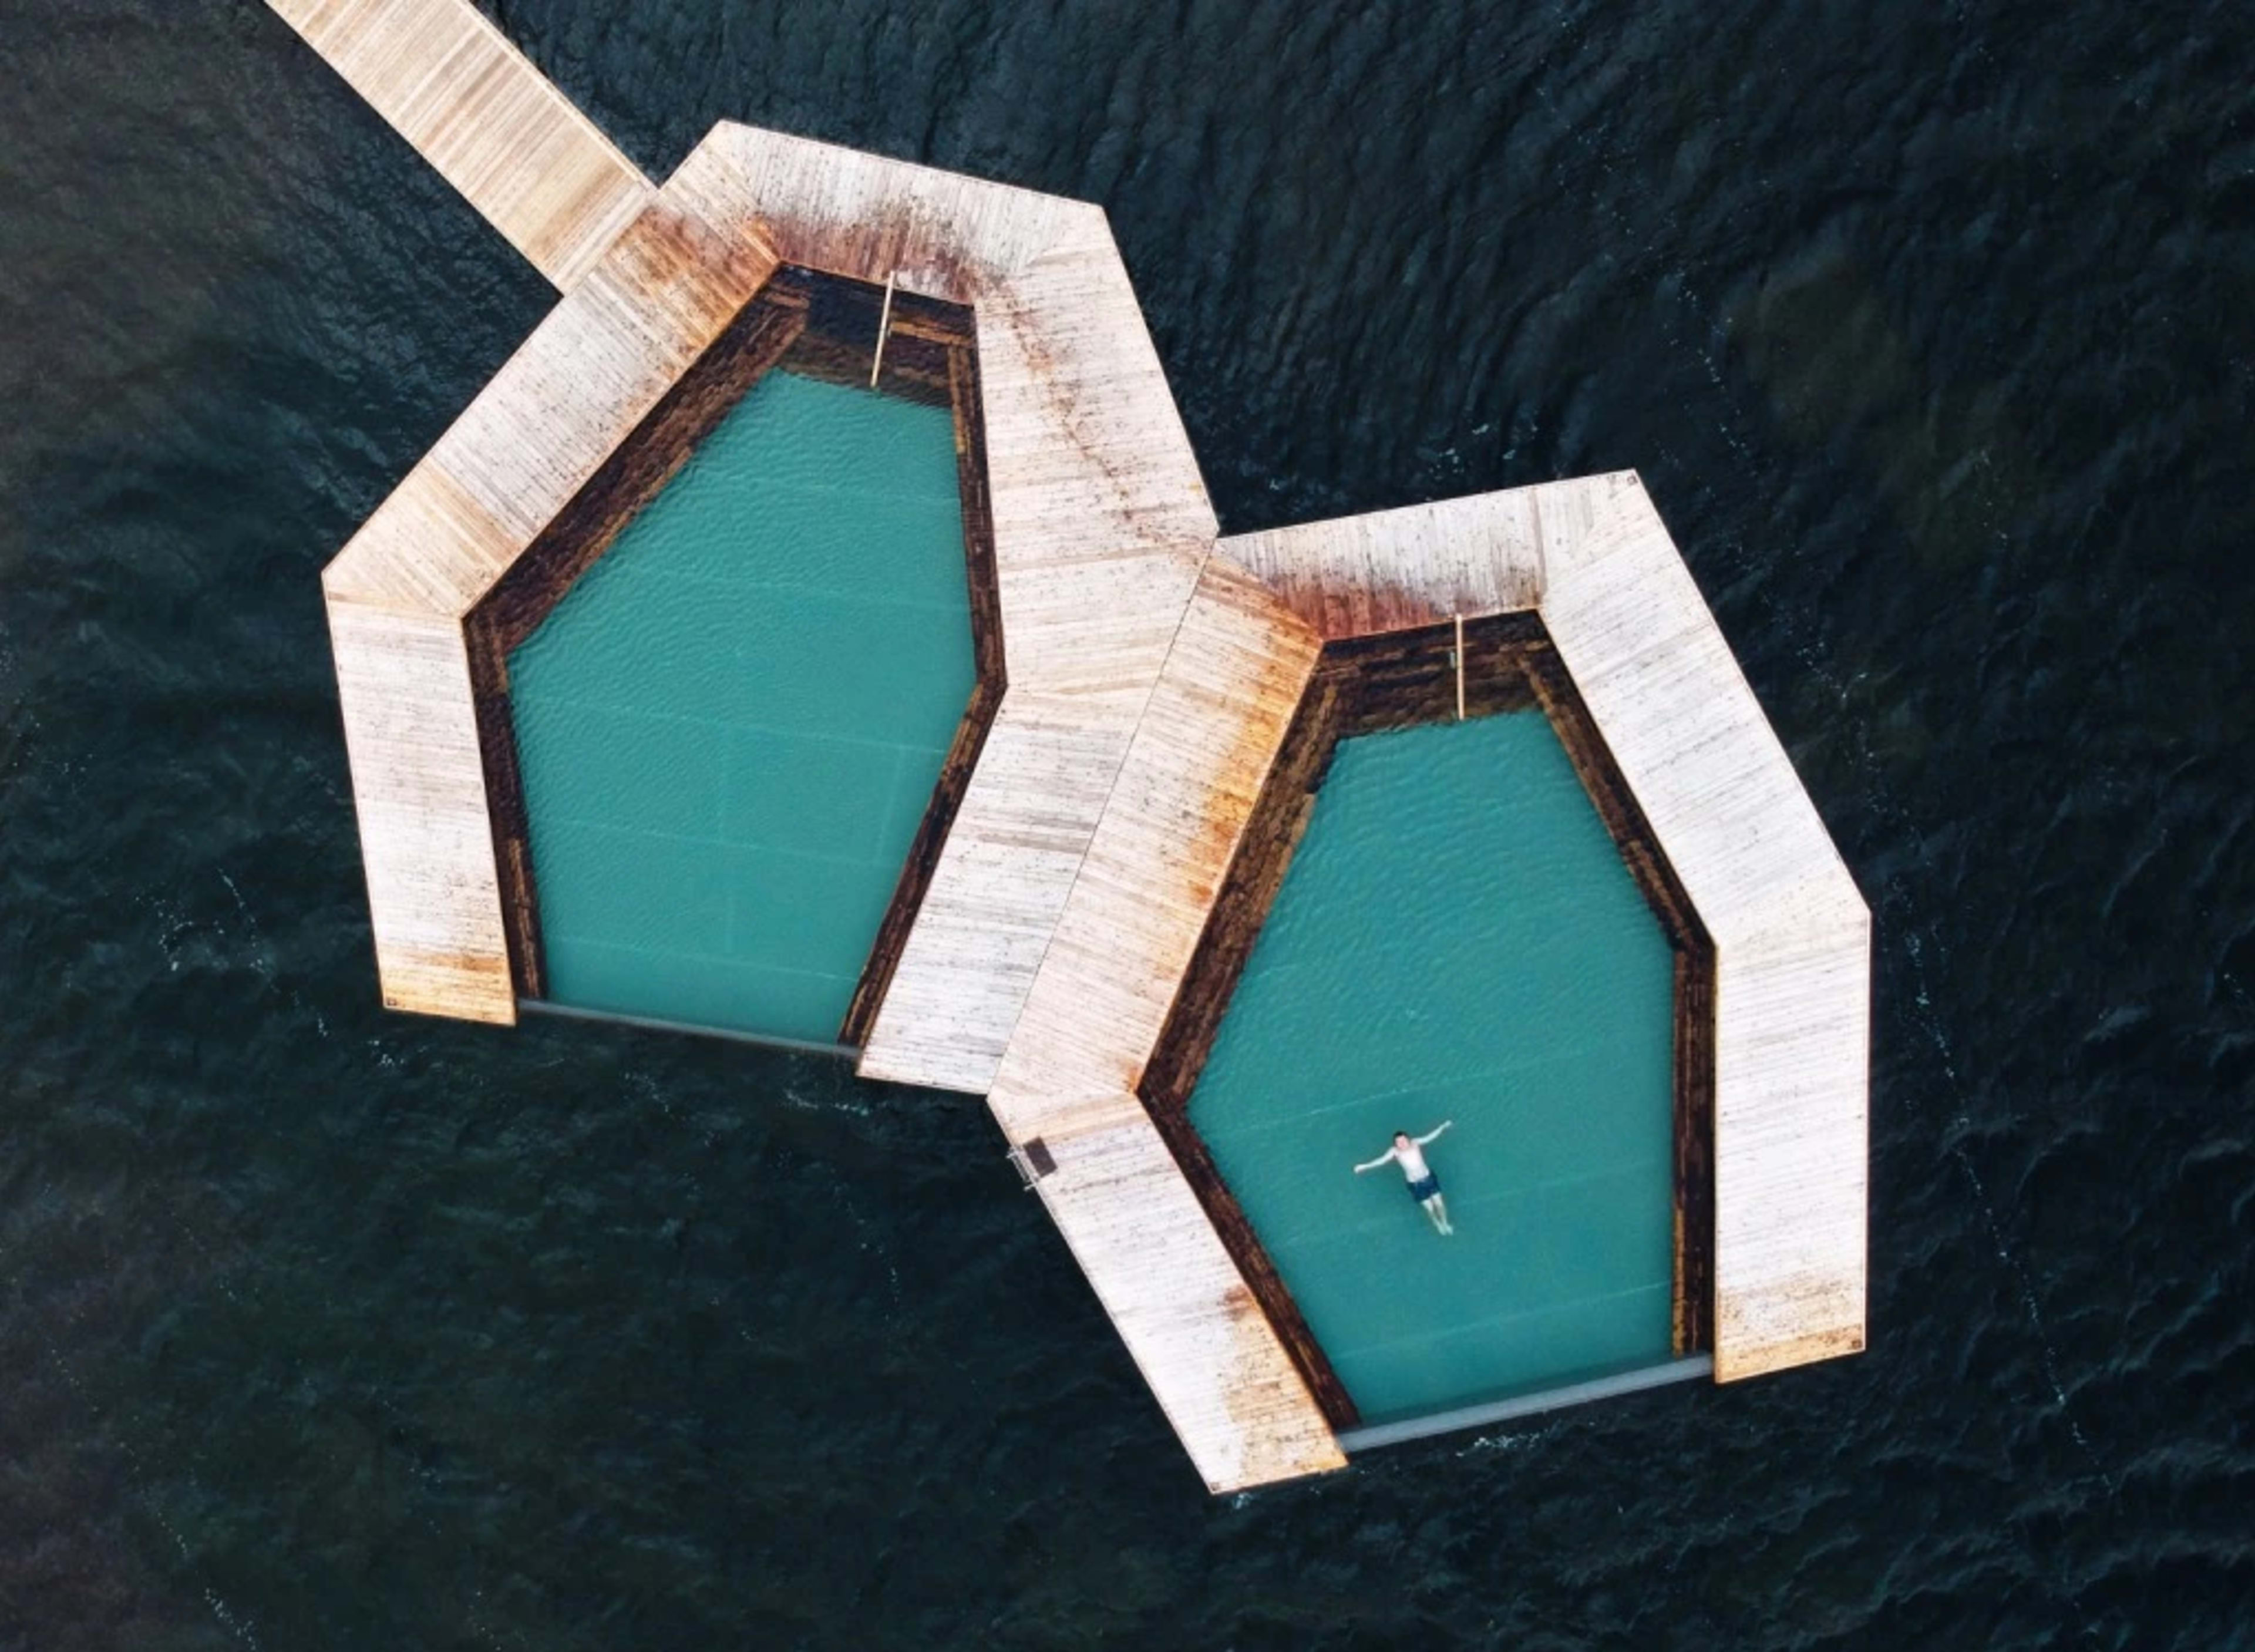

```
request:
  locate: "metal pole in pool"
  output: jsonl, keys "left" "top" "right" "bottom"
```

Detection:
{"left": 870, "top": 271, "right": 896, "bottom": 388}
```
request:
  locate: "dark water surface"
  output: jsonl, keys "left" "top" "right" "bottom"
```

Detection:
{"left": 4, "top": 2, "right": 2252, "bottom": 1646}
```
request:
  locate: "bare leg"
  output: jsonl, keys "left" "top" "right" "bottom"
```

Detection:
{"left": 1432, "top": 1195, "right": 1453, "bottom": 1236}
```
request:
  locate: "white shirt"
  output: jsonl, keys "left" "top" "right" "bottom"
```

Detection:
{"left": 1356, "top": 1123, "right": 1450, "bottom": 1181}
{"left": 1382, "top": 1142, "right": 1433, "bottom": 1182}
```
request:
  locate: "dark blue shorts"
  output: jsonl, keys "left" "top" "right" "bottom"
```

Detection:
{"left": 1407, "top": 1173, "right": 1441, "bottom": 1203}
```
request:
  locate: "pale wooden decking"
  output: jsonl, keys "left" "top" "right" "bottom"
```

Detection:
{"left": 277, "top": 0, "right": 1868, "bottom": 1493}
{"left": 268, "top": 0, "right": 654, "bottom": 289}
{"left": 982, "top": 558, "right": 1337, "bottom": 1488}
{"left": 325, "top": 604, "right": 511, "bottom": 1020}
{"left": 1220, "top": 487, "right": 1547, "bottom": 640}
{"left": 1532, "top": 475, "right": 1870, "bottom": 1380}
{"left": 322, "top": 162, "right": 778, "bottom": 1020}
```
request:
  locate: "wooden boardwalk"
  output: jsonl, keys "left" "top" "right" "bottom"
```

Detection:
{"left": 1220, "top": 487, "right": 1547, "bottom": 640}
{"left": 277, "top": 0, "right": 1867, "bottom": 1490}
{"left": 983, "top": 558, "right": 1339, "bottom": 1486}
{"left": 321, "top": 144, "right": 778, "bottom": 1021}
{"left": 1532, "top": 475, "right": 1869, "bottom": 1380}
{"left": 269, "top": 0, "right": 653, "bottom": 289}
{"left": 281, "top": 0, "right": 1330, "bottom": 1488}
{"left": 989, "top": 475, "right": 1864, "bottom": 1418}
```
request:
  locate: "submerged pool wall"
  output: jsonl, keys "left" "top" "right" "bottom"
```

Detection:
{"left": 282, "top": 0, "right": 1870, "bottom": 1496}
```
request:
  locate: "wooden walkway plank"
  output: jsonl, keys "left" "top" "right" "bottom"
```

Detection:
{"left": 1711, "top": 914, "right": 1870, "bottom": 1379}
{"left": 325, "top": 601, "right": 516, "bottom": 1021}
{"left": 1028, "top": 1109, "right": 1346, "bottom": 1492}
{"left": 985, "top": 558, "right": 1322, "bottom": 1131}
{"left": 668, "top": 123, "right": 1087, "bottom": 300}
{"left": 1532, "top": 475, "right": 1863, "bottom": 951}
{"left": 984, "top": 557, "right": 1338, "bottom": 1489}
{"left": 1219, "top": 486, "right": 1549, "bottom": 638}
{"left": 324, "top": 189, "right": 778, "bottom": 617}
{"left": 1533, "top": 472, "right": 1869, "bottom": 1381}
{"left": 268, "top": 0, "right": 654, "bottom": 290}
{"left": 852, "top": 709, "right": 1149, "bottom": 1091}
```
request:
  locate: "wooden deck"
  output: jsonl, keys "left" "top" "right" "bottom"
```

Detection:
{"left": 278, "top": 0, "right": 1867, "bottom": 1492}
{"left": 984, "top": 558, "right": 1342, "bottom": 1488}
{"left": 668, "top": 127, "right": 1223, "bottom": 1096}
{"left": 1219, "top": 487, "right": 1547, "bottom": 640}
{"left": 322, "top": 154, "right": 778, "bottom": 1020}
{"left": 988, "top": 476, "right": 1864, "bottom": 1454}
{"left": 283, "top": 6, "right": 1328, "bottom": 1488}
{"left": 325, "top": 602, "right": 516, "bottom": 1021}
{"left": 1532, "top": 475, "right": 1869, "bottom": 1380}
{"left": 985, "top": 559, "right": 1320, "bottom": 1135}
{"left": 268, "top": 0, "right": 654, "bottom": 290}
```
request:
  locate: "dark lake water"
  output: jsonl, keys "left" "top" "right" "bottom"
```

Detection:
{"left": 4, "top": 1, "right": 2252, "bottom": 1646}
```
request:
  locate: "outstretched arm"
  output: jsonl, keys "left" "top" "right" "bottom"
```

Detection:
{"left": 1413, "top": 1121, "right": 1455, "bottom": 1146}
{"left": 1352, "top": 1149, "right": 1395, "bottom": 1174}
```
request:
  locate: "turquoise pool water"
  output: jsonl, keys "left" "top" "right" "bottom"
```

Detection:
{"left": 1188, "top": 712, "right": 1678, "bottom": 1425}
{"left": 508, "top": 371, "right": 972, "bottom": 1044}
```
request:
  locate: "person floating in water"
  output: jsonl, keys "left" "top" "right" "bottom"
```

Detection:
{"left": 1353, "top": 1121, "right": 1456, "bottom": 1234}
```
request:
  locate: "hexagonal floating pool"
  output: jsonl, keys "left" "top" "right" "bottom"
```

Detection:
{"left": 288, "top": 1, "right": 1874, "bottom": 1492}
{"left": 507, "top": 369, "right": 975, "bottom": 1045}
{"left": 1188, "top": 710, "right": 1678, "bottom": 1425}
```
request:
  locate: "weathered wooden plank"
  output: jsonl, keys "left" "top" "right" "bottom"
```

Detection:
{"left": 987, "top": 560, "right": 1321, "bottom": 1126}
{"left": 326, "top": 600, "right": 516, "bottom": 1022}
{"left": 324, "top": 190, "right": 778, "bottom": 618}
{"left": 1536, "top": 472, "right": 1868, "bottom": 1380}
{"left": 1711, "top": 914, "right": 1870, "bottom": 1377}
{"left": 666, "top": 122, "right": 1087, "bottom": 300}
{"left": 1030, "top": 1107, "right": 1345, "bottom": 1492}
{"left": 853, "top": 707, "right": 1146, "bottom": 1092}
{"left": 981, "top": 559, "right": 1343, "bottom": 1486}
{"left": 268, "top": 0, "right": 654, "bottom": 289}
{"left": 1219, "top": 486, "right": 1548, "bottom": 639}
{"left": 1534, "top": 475, "right": 1865, "bottom": 952}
